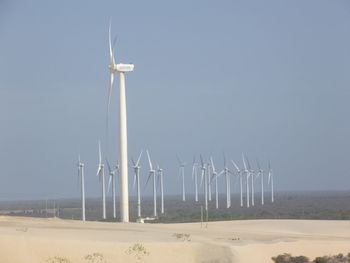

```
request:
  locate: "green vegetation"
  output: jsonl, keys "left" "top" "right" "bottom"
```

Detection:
{"left": 173, "top": 233, "right": 191, "bottom": 241}
{"left": 272, "top": 253, "right": 350, "bottom": 263}
{"left": 125, "top": 243, "right": 150, "bottom": 260}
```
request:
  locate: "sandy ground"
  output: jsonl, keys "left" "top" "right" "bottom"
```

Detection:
{"left": 0, "top": 216, "right": 349, "bottom": 263}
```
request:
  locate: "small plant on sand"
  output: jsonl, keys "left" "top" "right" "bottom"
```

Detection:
{"left": 46, "top": 256, "right": 71, "bottom": 263}
{"left": 173, "top": 233, "right": 191, "bottom": 241}
{"left": 126, "top": 243, "right": 150, "bottom": 260}
{"left": 84, "top": 252, "right": 106, "bottom": 263}
{"left": 15, "top": 227, "right": 28, "bottom": 232}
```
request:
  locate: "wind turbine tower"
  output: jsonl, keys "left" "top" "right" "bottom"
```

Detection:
{"left": 107, "top": 23, "right": 134, "bottom": 222}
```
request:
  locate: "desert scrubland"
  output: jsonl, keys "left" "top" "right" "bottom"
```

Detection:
{"left": 0, "top": 216, "right": 349, "bottom": 263}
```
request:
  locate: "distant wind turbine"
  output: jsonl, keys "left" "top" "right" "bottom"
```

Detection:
{"left": 232, "top": 160, "right": 243, "bottom": 207}
{"left": 106, "top": 159, "right": 118, "bottom": 219}
{"left": 256, "top": 159, "right": 264, "bottom": 205}
{"left": 242, "top": 153, "right": 250, "bottom": 208}
{"left": 146, "top": 150, "right": 157, "bottom": 217}
{"left": 191, "top": 156, "right": 199, "bottom": 202}
{"left": 76, "top": 155, "right": 85, "bottom": 221}
{"left": 268, "top": 161, "right": 274, "bottom": 203}
{"left": 176, "top": 155, "right": 186, "bottom": 202}
{"left": 200, "top": 155, "right": 208, "bottom": 211}
{"left": 131, "top": 150, "right": 143, "bottom": 218}
{"left": 96, "top": 141, "right": 106, "bottom": 219}
{"left": 210, "top": 157, "right": 224, "bottom": 209}
{"left": 246, "top": 157, "right": 255, "bottom": 207}
{"left": 222, "top": 154, "right": 232, "bottom": 208}
{"left": 157, "top": 164, "right": 164, "bottom": 214}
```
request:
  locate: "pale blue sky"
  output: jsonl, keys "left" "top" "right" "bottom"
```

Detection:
{"left": 0, "top": 0, "right": 349, "bottom": 199}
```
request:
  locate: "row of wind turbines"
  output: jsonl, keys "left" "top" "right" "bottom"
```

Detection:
{"left": 76, "top": 149, "right": 274, "bottom": 221}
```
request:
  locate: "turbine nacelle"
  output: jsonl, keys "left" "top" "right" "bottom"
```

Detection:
{"left": 109, "top": 63, "right": 134, "bottom": 73}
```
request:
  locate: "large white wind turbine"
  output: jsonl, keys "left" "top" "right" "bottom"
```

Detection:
{"left": 242, "top": 153, "right": 250, "bottom": 208}
{"left": 106, "top": 160, "right": 118, "bottom": 219}
{"left": 76, "top": 155, "right": 85, "bottom": 221}
{"left": 268, "top": 161, "right": 274, "bottom": 203}
{"left": 200, "top": 155, "right": 208, "bottom": 211}
{"left": 107, "top": 22, "right": 134, "bottom": 222}
{"left": 96, "top": 141, "right": 106, "bottom": 219}
{"left": 176, "top": 156, "right": 186, "bottom": 201}
{"left": 191, "top": 156, "right": 199, "bottom": 202}
{"left": 210, "top": 157, "right": 223, "bottom": 209}
{"left": 131, "top": 151, "right": 143, "bottom": 218}
{"left": 146, "top": 150, "right": 157, "bottom": 217}
{"left": 156, "top": 164, "right": 164, "bottom": 214}
{"left": 232, "top": 160, "right": 243, "bottom": 207}
{"left": 256, "top": 159, "right": 264, "bottom": 205}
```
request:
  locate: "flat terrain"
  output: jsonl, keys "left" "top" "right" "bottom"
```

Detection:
{"left": 0, "top": 216, "right": 349, "bottom": 263}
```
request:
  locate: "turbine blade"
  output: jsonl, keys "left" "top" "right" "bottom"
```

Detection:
{"left": 131, "top": 157, "right": 136, "bottom": 166}
{"left": 136, "top": 150, "right": 143, "bottom": 166}
{"left": 98, "top": 141, "right": 102, "bottom": 164}
{"left": 210, "top": 156, "right": 215, "bottom": 173}
{"left": 146, "top": 150, "right": 153, "bottom": 170}
{"left": 107, "top": 175, "right": 112, "bottom": 194}
{"left": 106, "top": 159, "right": 112, "bottom": 174}
{"left": 231, "top": 160, "right": 240, "bottom": 172}
{"left": 200, "top": 154, "right": 204, "bottom": 167}
{"left": 242, "top": 153, "right": 247, "bottom": 170}
{"left": 145, "top": 172, "right": 152, "bottom": 187}
{"left": 176, "top": 155, "right": 182, "bottom": 165}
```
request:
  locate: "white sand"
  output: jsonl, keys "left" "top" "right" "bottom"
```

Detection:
{"left": 0, "top": 216, "right": 349, "bottom": 263}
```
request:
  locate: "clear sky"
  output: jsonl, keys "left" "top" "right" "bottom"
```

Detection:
{"left": 0, "top": 0, "right": 349, "bottom": 199}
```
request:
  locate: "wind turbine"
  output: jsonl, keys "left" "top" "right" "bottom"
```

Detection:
{"left": 256, "top": 159, "right": 264, "bottom": 205}
{"left": 191, "top": 156, "right": 199, "bottom": 202}
{"left": 131, "top": 151, "right": 143, "bottom": 218}
{"left": 107, "top": 22, "right": 134, "bottom": 222}
{"left": 200, "top": 155, "right": 208, "bottom": 211}
{"left": 96, "top": 141, "right": 106, "bottom": 219}
{"left": 146, "top": 150, "right": 157, "bottom": 217}
{"left": 210, "top": 157, "right": 223, "bottom": 209}
{"left": 268, "top": 161, "right": 274, "bottom": 203}
{"left": 232, "top": 160, "right": 243, "bottom": 207}
{"left": 76, "top": 155, "right": 85, "bottom": 221}
{"left": 106, "top": 159, "right": 118, "bottom": 219}
{"left": 176, "top": 156, "right": 186, "bottom": 201}
{"left": 222, "top": 154, "right": 232, "bottom": 208}
{"left": 246, "top": 157, "right": 255, "bottom": 206}
{"left": 207, "top": 162, "right": 212, "bottom": 201}
{"left": 157, "top": 164, "right": 164, "bottom": 214}
{"left": 242, "top": 153, "right": 250, "bottom": 208}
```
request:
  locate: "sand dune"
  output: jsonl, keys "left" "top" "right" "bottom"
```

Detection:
{"left": 0, "top": 216, "right": 349, "bottom": 263}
